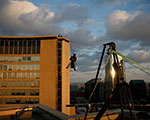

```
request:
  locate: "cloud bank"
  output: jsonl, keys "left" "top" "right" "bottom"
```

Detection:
{"left": 106, "top": 10, "right": 150, "bottom": 46}
{"left": 0, "top": 0, "right": 91, "bottom": 36}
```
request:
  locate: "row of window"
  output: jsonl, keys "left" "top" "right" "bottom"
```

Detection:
{"left": 0, "top": 56, "right": 40, "bottom": 63}
{"left": 0, "top": 72, "right": 40, "bottom": 79}
{"left": 0, "top": 40, "right": 40, "bottom": 54}
{"left": 0, "top": 98, "right": 39, "bottom": 104}
{"left": 0, "top": 64, "right": 40, "bottom": 71}
{"left": 0, "top": 89, "right": 39, "bottom": 96}
{"left": 0, "top": 81, "right": 39, "bottom": 87}
{"left": 57, "top": 41, "right": 62, "bottom": 111}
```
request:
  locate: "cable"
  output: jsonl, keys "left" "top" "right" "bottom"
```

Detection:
{"left": 125, "top": 60, "right": 150, "bottom": 76}
{"left": 70, "top": 42, "right": 75, "bottom": 54}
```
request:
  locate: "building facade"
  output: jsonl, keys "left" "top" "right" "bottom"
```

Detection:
{"left": 85, "top": 78, "right": 104, "bottom": 103}
{"left": 0, "top": 35, "right": 70, "bottom": 114}
{"left": 129, "top": 80, "right": 147, "bottom": 103}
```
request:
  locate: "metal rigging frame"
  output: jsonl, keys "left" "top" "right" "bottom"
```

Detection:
{"left": 84, "top": 42, "right": 137, "bottom": 120}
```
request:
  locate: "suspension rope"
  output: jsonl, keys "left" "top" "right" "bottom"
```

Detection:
{"left": 125, "top": 60, "right": 150, "bottom": 76}
{"left": 111, "top": 50, "right": 144, "bottom": 69}
{"left": 70, "top": 42, "right": 75, "bottom": 54}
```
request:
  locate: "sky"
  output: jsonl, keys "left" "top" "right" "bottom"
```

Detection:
{"left": 0, "top": 0, "right": 150, "bottom": 83}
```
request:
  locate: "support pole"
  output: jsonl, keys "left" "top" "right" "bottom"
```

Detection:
{"left": 84, "top": 44, "right": 106, "bottom": 120}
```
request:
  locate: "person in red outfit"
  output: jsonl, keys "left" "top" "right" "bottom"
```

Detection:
{"left": 66, "top": 53, "right": 77, "bottom": 71}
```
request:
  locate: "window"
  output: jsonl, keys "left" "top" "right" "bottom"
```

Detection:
{"left": 3, "top": 72, "right": 7, "bottom": 79}
{"left": 29, "top": 72, "right": 32, "bottom": 79}
{"left": 0, "top": 56, "right": 40, "bottom": 63}
{"left": 32, "top": 40, "right": 36, "bottom": 54}
{"left": 36, "top": 56, "right": 40, "bottom": 62}
{"left": 8, "top": 57, "right": 12, "bottom": 62}
{"left": 58, "top": 41, "right": 62, "bottom": 49}
{"left": 5, "top": 40, "right": 8, "bottom": 54}
{"left": 22, "top": 65, "right": 27, "bottom": 70}
{"left": 27, "top": 72, "right": 30, "bottom": 79}
{"left": 17, "top": 65, "right": 21, "bottom": 71}
{"left": 0, "top": 65, "right": 2, "bottom": 70}
{"left": 58, "top": 80, "right": 61, "bottom": 88}
{"left": 37, "top": 40, "right": 40, "bottom": 54}
{"left": 32, "top": 56, "right": 40, "bottom": 62}
{"left": 58, "top": 50, "right": 62, "bottom": 56}
{"left": 31, "top": 72, "right": 34, "bottom": 79}
{"left": 22, "top": 56, "right": 27, "bottom": 62}
{"left": 0, "top": 40, "right": 4, "bottom": 54}
{"left": 26, "top": 90, "right": 30, "bottom": 96}
{"left": 8, "top": 64, "right": 12, "bottom": 71}
{"left": 11, "top": 81, "right": 15, "bottom": 87}
{"left": 2, "top": 81, "right": 7, "bottom": 87}
{"left": 9, "top": 40, "right": 13, "bottom": 54}
{"left": 23, "top": 40, "right": 27, "bottom": 54}
{"left": 16, "top": 98, "right": 20, "bottom": 104}
{"left": 36, "top": 64, "right": 40, "bottom": 70}
{"left": 27, "top": 57, "right": 31, "bottom": 62}
{"left": 35, "top": 90, "right": 39, "bottom": 96}
{"left": 0, "top": 73, "right": 3, "bottom": 78}
{"left": 19, "top": 41, "right": 23, "bottom": 54}
{"left": 30, "top": 81, "right": 35, "bottom": 87}
{"left": 0, "top": 39, "right": 41, "bottom": 54}
{"left": 18, "top": 57, "right": 22, "bottom": 62}
{"left": 17, "top": 72, "right": 21, "bottom": 79}
{"left": 58, "top": 73, "right": 61, "bottom": 80}
{"left": 21, "top": 90, "right": 25, "bottom": 96}
{"left": 0, "top": 57, "right": 3, "bottom": 62}
{"left": 35, "top": 81, "right": 39, "bottom": 87}
{"left": 14, "top": 73, "right": 17, "bottom": 79}
{"left": 30, "top": 90, "right": 34, "bottom": 96}
{"left": 27, "top": 65, "right": 30, "bottom": 70}
{"left": 36, "top": 73, "right": 40, "bottom": 79}
{"left": 58, "top": 57, "right": 61, "bottom": 64}
{"left": 3, "top": 65, "right": 7, "bottom": 71}
{"left": 8, "top": 72, "right": 12, "bottom": 79}
{"left": 28, "top": 40, "right": 31, "bottom": 54}
{"left": 23, "top": 81, "right": 26, "bottom": 87}
{"left": 58, "top": 65, "right": 61, "bottom": 72}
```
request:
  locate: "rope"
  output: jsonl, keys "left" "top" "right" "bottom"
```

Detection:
{"left": 111, "top": 50, "right": 150, "bottom": 76}
{"left": 70, "top": 43, "right": 75, "bottom": 54}
{"left": 111, "top": 50, "right": 144, "bottom": 69}
{"left": 125, "top": 60, "right": 150, "bottom": 76}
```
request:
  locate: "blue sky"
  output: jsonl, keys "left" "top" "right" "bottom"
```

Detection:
{"left": 0, "top": 0, "right": 150, "bottom": 83}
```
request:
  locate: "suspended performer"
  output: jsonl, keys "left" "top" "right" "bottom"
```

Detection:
{"left": 66, "top": 53, "right": 77, "bottom": 71}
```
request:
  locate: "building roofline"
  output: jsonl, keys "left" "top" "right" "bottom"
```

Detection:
{"left": 0, "top": 35, "right": 70, "bottom": 42}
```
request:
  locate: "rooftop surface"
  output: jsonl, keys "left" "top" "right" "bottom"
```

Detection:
{"left": 0, "top": 104, "right": 149, "bottom": 120}
{"left": 0, "top": 35, "right": 70, "bottom": 42}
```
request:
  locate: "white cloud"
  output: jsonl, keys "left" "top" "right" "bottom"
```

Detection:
{"left": 106, "top": 10, "right": 150, "bottom": 46}
{"left": 67, "top": 28, "right": 96, "bottom": 49}
{"left": 0, "top": 0, "right": 61, "bottom": 35}
{"left": 54, "top": 3, "right": 90, "bottom": 26}
{"left": 127, "top": 50, "right": 150, "bottom": 63}
{"left": 0, "top": 0, "right": 91, "bottom": 36}
{"left": 126, "top": 68, "right": 150, "bottom": 82}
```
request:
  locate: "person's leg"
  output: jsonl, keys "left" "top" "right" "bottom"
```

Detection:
{"left": 74, "top": 63, "right": 76, "bottom": 71}
{"left": 66, "top": 62, "right": 70, "bottom": 69}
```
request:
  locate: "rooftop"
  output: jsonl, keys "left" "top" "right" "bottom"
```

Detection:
{"left": 0, "top": 35, "right": 70, "bottom": 42}
{"left": 0, "top": 104, "right": 147, "bottom": 120}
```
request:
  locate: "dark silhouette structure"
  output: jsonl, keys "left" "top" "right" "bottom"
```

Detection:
{"left": 129, "top": 80, "right": 147, "bottom": 103}
{"left": 85, "top": 78, "right": 104, "bottom": 103}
